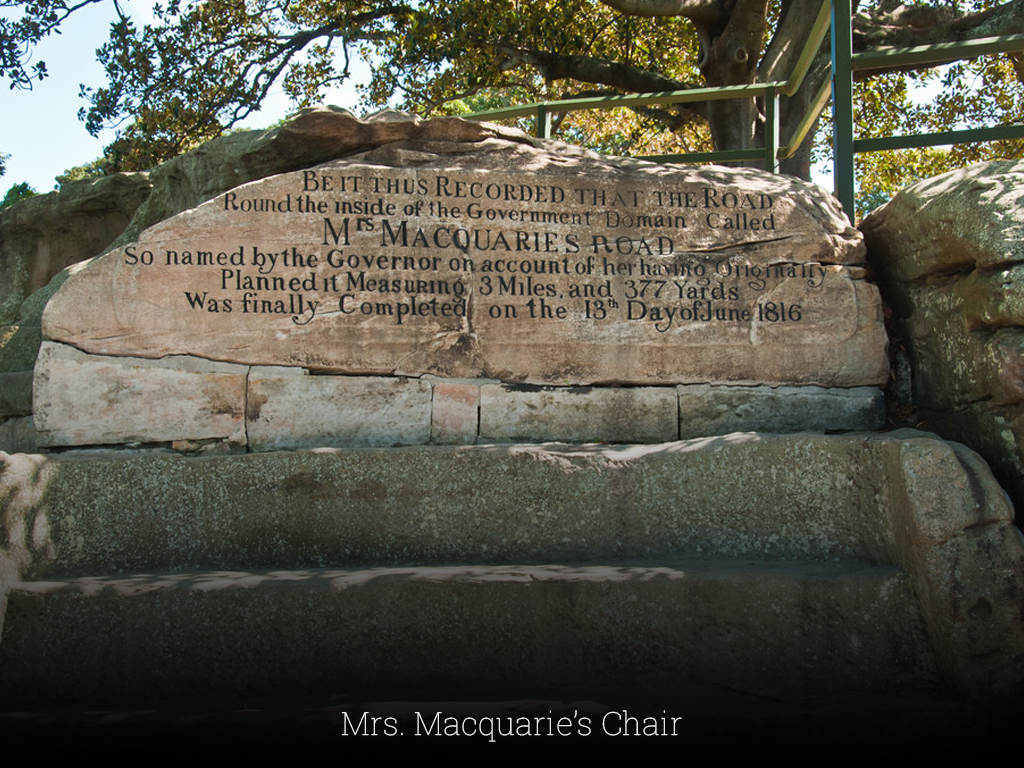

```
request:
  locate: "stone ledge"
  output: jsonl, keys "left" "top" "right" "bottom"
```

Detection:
{"left": 480, "top": 384, "right": 678, "bottom": 443}
{"left": 1, "top": 432, "right": 1020, "bottom": 702}
{"left": 678, "top": 384, "right": 885, "bottom": 437}
{"left": 28, "top": 342, "right": 887, "bottom": 450}
{"left": 0, "top": 561, "right": 933, "bottom": 704}
{"left": 247, "top": 367, "right": 432, "bottom": 450}
{"left": 33, "top": 342, "right": 248, "bottom": 447}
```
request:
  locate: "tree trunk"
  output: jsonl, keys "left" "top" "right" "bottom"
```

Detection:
{"left": 694, "top": 0, "right": 770, "bottom": 165}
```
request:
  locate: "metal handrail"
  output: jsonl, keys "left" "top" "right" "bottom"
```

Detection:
{"left": 466, "top": 0, "right": 834, "bottom": 172}
{"left": 852, "top": 34, "right": 1024, "bottom": 72}
{"left": 466, "top": 81, "right": 783, "bottom": 119}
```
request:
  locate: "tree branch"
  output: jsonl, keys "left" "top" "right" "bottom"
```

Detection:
{"left": 701, "top": 0, "right": 769, "bottom": 84}
{"left": 598, "top": 0, "right": 723, "bottom": 26}
{"left": 853, "top": 0, "right": 1024, "bottom": 49}
{"left": 0, "top": 0, "right": 110, "bottom": 88}
{"left": 499, "top": 45, "right": 697, "bottom": 92}
{"left": 495, "top": 47, "right": 709, "bottom": 124}
{"left": 758, "top": 0, "right": 825, "bottom": 82}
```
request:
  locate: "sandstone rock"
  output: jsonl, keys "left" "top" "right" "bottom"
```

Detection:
{"left": 109, "top": 108, "right": 512, "bottom": 248}
{"left": 246, "top": 367, "right": 432, "bottom": 450}
{"left": 430, "top": 379, "right": 483, "bottom": 444}
{"left": 888, "top": 434, "right": 1024, "bottom": 699}
{"left": 862, "top": 165, "right": 1024, "bottom": 284}
{"left": 0, "top": 371, "right": 32, "bottom": 417}
{"left": 33, "top": 341, "right": 247, "bottom": 447}
{"left": 0, "top": 562, "right": 933, "bottom": 702}
{"left": 0, "top": 172, "right": 152, "bottom": 411}
{"left": 0, "top": 173, "right": 152, "bottom": 326}
{"left": 24, "top": 343, "right": 885, "bottom": 448}
{"left": 0, "top": 323, "right": 41, "bottom": 373}
{"left": 677, "top": 384, "right": 885, "bottom": 437}
{"left": 0, "top": 416, "right": 37, "bottom": 453}
{"left": 0, "top": 108, "right": 514, "bottom": 371}
{"left": 480, "top": 384, "right": 678, "bottom": 442}
{"left": 0, "top": 431, "right": 1020, "bottom": 700}
{"left": 861, "top": 159, "right": 1024, "bottom": 512}
{"left": 42, "top": 113, "right": 887, "bottom": 389}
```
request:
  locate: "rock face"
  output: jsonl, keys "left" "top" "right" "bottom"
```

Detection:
{"left": 109, "top": 107, "right": 474, "bottom": 248}
{"left": 861, "top": 159, "right": 1024, "bottom": 510}
{"left": 1, "top": 106, "right": 445, "bottom": 332}
{"left": 0, "top": 174, "right": 152, "bottom": 427}
{"left": 3, "top": 114, "right": 1021, "bottom": 714}
{"left": 1, "top": 432, "right": 1021, "bottom": 703}
{"left": 30, "top": 110, "right": 890, "bottom": 448}
{"left": 0, "top": 173, "right": 153, "bottom": 327}
{"left": 43, "top": 113, "right": 885, "bottom": 388}
{"left": 1, "top": 107, "right": 502, "bottom": 422}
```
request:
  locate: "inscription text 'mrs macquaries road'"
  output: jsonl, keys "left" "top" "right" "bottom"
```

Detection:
{"left": 129, "top": 168, "right": 816, "bottom": 333}
{"left": 44, "top": 155, "right": 886, "bottom": 386}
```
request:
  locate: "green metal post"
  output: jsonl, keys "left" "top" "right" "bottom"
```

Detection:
{"left": 536, "top": 104, "right": 552, "bottom": 139}
{"left": 764, "top": 87, "right": 780, "bottom": 172}
{"left": 831, "top": 0, "right": 855, "bottom": 222}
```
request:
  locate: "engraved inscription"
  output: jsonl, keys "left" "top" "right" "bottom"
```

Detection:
{"left": 42, "top": 156, "right": 886, "bottom": 387}
{"left": 128, "top": 168, "right": 818, "bottom": 334}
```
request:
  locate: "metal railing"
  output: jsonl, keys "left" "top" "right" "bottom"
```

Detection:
{"left": 465, "top": 0, "right": 1024, "bottom": 221}
{"left": 464, "top": 0, "right": 833, "bottom": 173}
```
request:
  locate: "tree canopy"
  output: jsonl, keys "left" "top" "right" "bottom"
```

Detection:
{"left": 0, "top": 180, "right": 35, "bottom": 208}
{"left": 2, "top": 0, "right": 1023, "bottom": 197}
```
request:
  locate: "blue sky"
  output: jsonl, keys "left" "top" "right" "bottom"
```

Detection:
{"left": 0, "top": 2, "right": 365, "bottom": 193}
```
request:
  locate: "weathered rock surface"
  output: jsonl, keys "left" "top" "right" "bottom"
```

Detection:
{"left": 677, "top": 384, "right": 884, "bottom": 437}
{"left": 109, "top": 107, "right": 496, "bottom": 248}
{"left": 0, "top": 287, "right": 48, "bottom": 419}
{"left": 42, "top": 112, "right": 886, "bottom": 390}
{"left": 0, "top": 108, "right": 501, "bottom": 383}
{"left": 479, "top": 384, "right": 679, "bottom": 442}
{"left": 1, "top": 432, "right": 1021, "bottom": 702}
{"left": 6, "top": 110, "right": 890, "bottom": 449}
{"left": 0, "top": 109, "right": 473, "bottom": 326}
{"left": 246, "top": 367, "right": 433, "bottom": 450}
{"left": 33, "top": 341, "right": 248, "bottom": 447}
{"left": 29, "top": 339, "right": 881, "bottom": 449}
{"left": 0, "top": 563, "right": 933, "bottom": 703}
{"left": 430, "top": 378, "right": 483, "bottom": 444}
{"left": 0, "top": 371, "right": 32, "bottom": 417}
{"left": 0, "top": 174, "right": 151, "bottom": 421}
{"left": 0, "top": 173, "right": 153, "bottom": 327}
{"left": 861, "top": 159, "right": 1024, "bottom": 509}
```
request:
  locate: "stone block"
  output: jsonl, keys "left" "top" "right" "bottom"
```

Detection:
{"left": 246, "top": 368, "right": 431, "bottom": 450}
{"left": 479, "top": 384, "right": 677, "bottom": 442}
{"left": 861, "top": 159, "right": 1024, "bottom": 514}
{"left": 32, "top": 341, "right": 247, "bottom": 447}
{"left": 677, "top": 384, "right": 885, "bottom": 437}
{"left": 0, "top": 172, "right": 152, "bottom": 325}
{"left": 430, "top": 379, "right": 481, "bottom": 444}
{"left": 1, "top": 433, "right": 1021, "bottom": 703}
